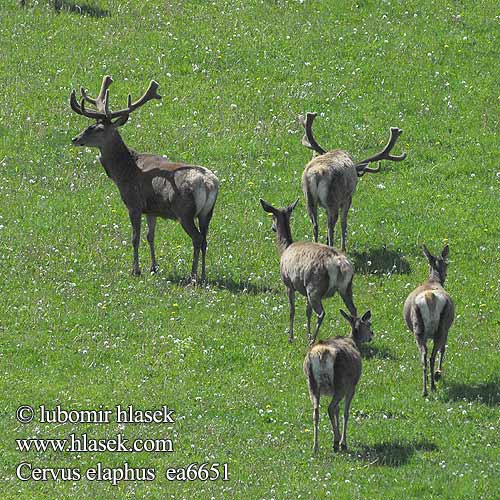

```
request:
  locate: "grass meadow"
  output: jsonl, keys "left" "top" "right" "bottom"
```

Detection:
{"left": 1, "top": 0, "right": 499, "bottom": 498}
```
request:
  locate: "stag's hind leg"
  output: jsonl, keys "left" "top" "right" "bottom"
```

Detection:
{"left": 198, "top": 208, "right": 214, "bottom": 283}
{"left": 306, "top": 197, "right": 319, "bottom": 243}
{"left": 339, "top": 278, "right": 357, "bottom": 317}
{"left": 328, "top": 394, "right": 343, "bottom": 452}
{"left": 326, "top": 206, "right": 339, "bottom": 247}
{"left": 180, "top": 217, "right": 203, "bottom": 283}
{"left": 146, "top": 215, "right": 158, "bottom": 274}
{"left": 340, "top": 198, "right": 351, "bottom": 252}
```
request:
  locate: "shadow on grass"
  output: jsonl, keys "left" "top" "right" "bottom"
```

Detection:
{"left": 356, "top": 440, "right": 437, "bottom": 467}
{"left": 359, "top": 343, "right": 396, "bottom": 360}
{"left": 20, "top": 0, "right": 110, "bottom": 17}
{"left": 442, "top": 378, "right": 500, "bottom": 407}
{"left": 352, "top": 247, "right": 411, "bottom": 275}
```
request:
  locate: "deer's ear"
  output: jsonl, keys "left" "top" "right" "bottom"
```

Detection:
{"left": 287, "top": 198, "right": 299, "bottom": 213}
{"left": 361, "top": 310, "right": 372, "bottom": 322}
{"left": 260, "top": 198, "right": 276, "bottom": 214}
{"left": 112, "top": 114, "right": 129, "bottom": 128}
{"left": 422, "top": 245, "right": 435, "bottom": 263}
{"left": 339, "top": 309, "right": 353, "bottom": 325}
{"left": 441, "top": 244, "right": 449, "bottom": 260}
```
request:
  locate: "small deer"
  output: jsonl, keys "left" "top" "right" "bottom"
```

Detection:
{"left": 260, "top": 198, "right": 357, "bottom": 344}
{"left": 299, "top": 112, "right": 407, "bottom": 251}
{"left": 70, "top": 76, "right": 219, "bottom": 281}
{"left": 403, "top": 245, "right": 455, "bottom": 397}
{"left": 304, "top": 309, "right": 373, "bottom": 453}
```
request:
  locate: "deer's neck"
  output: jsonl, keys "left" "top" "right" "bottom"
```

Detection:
{"left": 276, "top": 221, "right": 293, "bottom": 255}
{"left": 98, "top": 135, "right": 139, "bottom": 184}
{"left": 428, "top": 269, "right": 444, "bottom": 285}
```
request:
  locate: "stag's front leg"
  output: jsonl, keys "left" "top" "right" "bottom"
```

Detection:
{"left": 146, "top": 215, "right": 158, "bottom": 274}
{"left": 129, "top": 210, "right": 142, "bottom": 276}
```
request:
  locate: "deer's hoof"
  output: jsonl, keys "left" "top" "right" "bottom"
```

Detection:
{"left": 434, "top": 370, "right": 442, "bottom": 381}
{"left": 131, "top": 268, "right": 141, "bottom": 277}
{"left": 333, "top": 442, "right": 340, "bottom": 452}
{"left": 340, "top": 443, "right": 347, "bottom": 451}
{"left": 150, "top": 265, "right": 159, "bottom": 275}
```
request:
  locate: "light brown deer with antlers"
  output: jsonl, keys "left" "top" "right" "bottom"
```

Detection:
{"left": 70, "top": 76, "right": 219, "bottom": 281}
{"left": 299, "top": 112, "right": 407, "bottom": 251}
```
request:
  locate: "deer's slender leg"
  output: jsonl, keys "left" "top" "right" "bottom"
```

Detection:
{"left": 340, "top": 198, "right": 351, "bottom": 252}
{"left": 198, "top": 208, "right": 214, "bottom": 283}
{"left": 146, "top": 215, "right": 158, "bottom": 274}
{"left": 307, "top": 289, "right": 325, "bottom": 344}
{"left": 306, "top": 302, "right": 312, "bottom": 340}
{"left": 436, "top": 345, "right": 446, "bottom": 381}
{"left": 327, "top": 207, "right": 339, "bottom": 247}
{"left": 340, "top": 389, "right": 355, "bottom": 450}
{"left": 312, "top": 399, "right": 320, "bottom": 454}
{"left": 306, "top": 198, "right": 319, "bottom": 243}
{"left": 287, "top": 287, "right": 295, "bottom": 343}
{"left": 339, "top": 279, "right": 357, "bottom": 317}
{"left": 429, "top": 343, "right": 440, "bottom": 391}
{"left": 417, "top": 339, "right": 428, "bottom": 397}
{"left": 129, "top": 210, "right": 142, "bottom": 276}
{"left": 180, "top": 218, "right": 202, "bottom": 282}
{"left": 328, "top": 394, "right": 343, "bottom": 452}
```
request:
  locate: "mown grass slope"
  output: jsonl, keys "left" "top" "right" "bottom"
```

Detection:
{"left": 0, "top": 0, "right": 499, "bottom": 498}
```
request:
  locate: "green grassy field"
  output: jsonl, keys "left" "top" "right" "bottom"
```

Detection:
{"left": 1, "top": 0, "right": 499, "bottom": 498}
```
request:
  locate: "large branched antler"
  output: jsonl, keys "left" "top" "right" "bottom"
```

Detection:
{"left": 69, "top": 75, "right": 161, "bottom": 122}
{"left": 298, "top": 112, "right": 327, "bottom": 155}
{"left": 355, "top": 127, "right": 407, "bottom": 176}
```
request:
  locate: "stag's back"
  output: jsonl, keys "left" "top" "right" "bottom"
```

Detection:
{"left": 301, "top": 150, "right": 358, "bottom": 208}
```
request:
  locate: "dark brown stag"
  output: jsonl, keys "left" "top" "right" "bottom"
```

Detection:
{"left": 299, "top": 112, "right": 406, "bottom": 251}
{"left": 70, "top": 76, "right": 219, "bottom": 281}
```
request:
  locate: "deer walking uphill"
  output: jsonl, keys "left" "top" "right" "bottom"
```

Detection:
{"left": 304, "top": 309, "right": 373, "bottom": 454}
{"left": 404, "top": 245, "right": 454, "bottom": 397}
{"left": 260, "top": 198, "right": 357, "bottom": 344}
{"left": 70, "top": 76, "right": 218, "bottom": 282}
{"left": 299, "top": 112, "right": 407, "bottom": 251}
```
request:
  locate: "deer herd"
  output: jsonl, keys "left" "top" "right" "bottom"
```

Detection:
{"left": 70, "top": 76, "right": 455, "bottom": 454}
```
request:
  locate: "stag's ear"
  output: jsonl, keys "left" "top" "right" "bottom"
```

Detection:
{"left": 260, "top": 198, "right": 276, "bottom": 214}
{"left": 340, "top": 309, "right": 353, "bottom": 325}
{"left": 441, "top": 244, "right": 449, "bottom": 260}
{"left": 422, "top": 245, "right": 435, "bottom": 264}
{"left": 112, "top": 114, "right": 129, "bottom": 128}
{"left": 287, "top": 198, "right": 299, "bottom": 213}
{"left": 361, "top": 310, "right": 372, "bottom": 322}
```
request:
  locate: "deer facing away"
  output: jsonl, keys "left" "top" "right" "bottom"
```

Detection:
{"left": 304, "top": 309, "right": 373, "bottom": 453}
{"left": 70, "top": 76, "right": 219, "bottom": 281}
{"left": 260, "top": 198, "right": 357, "bottom": 344}
{"left": 299, "top": 112, "right": 407, "bottom": 251}
{"left": 403, "top": 245, "right": 454, "bottom": 397}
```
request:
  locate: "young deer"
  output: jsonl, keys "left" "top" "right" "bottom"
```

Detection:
{"left": 304, "top": 309, "right": 373, "bottom": 453}
{"left": 403, "top": 245, "right": 454, "bottom": 397}
{"left": 260, "top": 198, "right": 357, "bottom": 344}
{"left": 70, "top": 76, "right": 219, "bottom": 281}
{"left": 299, "top": 112, "right": 407, "bottom": 251}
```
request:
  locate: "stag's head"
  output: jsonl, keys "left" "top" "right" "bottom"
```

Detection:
{"left": 70, "top": 75, "right": 161, "bottom": 148}
{"left": 423, "top": 244, "right": 449, "bottom": 285}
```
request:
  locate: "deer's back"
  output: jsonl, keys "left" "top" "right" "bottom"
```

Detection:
{"left": 304, "top": 337, "right": 361, "bottom": 396}
{"left": 135, "top": 154, "right": 219, "bottom": 218}
{"left": 301, "top": 150, "right": 357, "bottom": 207}
{"left": 404, "top": 282, "right": 454, "bottom": 339}
{"left": 281, "top": 242, "right": 353, "bottom": 297}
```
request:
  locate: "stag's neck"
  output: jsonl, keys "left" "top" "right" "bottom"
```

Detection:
{"left": 98, "top": 135, "right": 139, "bottom": 184}
{"left": 276, "top": 222, "right": 293, "bottom": 255}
